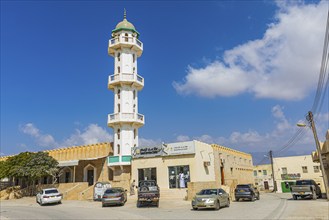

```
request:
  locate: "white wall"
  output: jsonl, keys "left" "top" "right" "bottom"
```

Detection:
{"left": 273, "top": 155, "right": 324, "bottom": 192}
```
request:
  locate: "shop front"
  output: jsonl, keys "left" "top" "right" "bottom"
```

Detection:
{"left": 131, "top": 140, "right": 216, "bottom": 199}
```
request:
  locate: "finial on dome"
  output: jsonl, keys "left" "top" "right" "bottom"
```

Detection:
{"left": 124, "top": 8, "right": 127, "bottom": 20}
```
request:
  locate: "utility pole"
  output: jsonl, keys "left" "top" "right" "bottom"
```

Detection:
{"left": 307, "top": 111, "right": 329, "bottom": 200}
{"left": 269, "top": 150, "right": 277, "bottom": 192}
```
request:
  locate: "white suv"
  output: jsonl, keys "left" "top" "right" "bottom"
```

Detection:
{"left": 36, "top": 188, "right": 62, "bottom": 205}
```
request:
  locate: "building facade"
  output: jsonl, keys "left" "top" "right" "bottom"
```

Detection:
{"left": 253, "top": 164, "right": 274, "bottom": 191}
{"left": 131, "top": 141, "right": 215, "bottom": 199}
{"left": 273, "top": 155, "right": 325, "bottom": 193}
{"left": 311, "top": 129, "right": 329, "bottom": 198}
{"left": 212, "top": 144, "right": 254, "bottom": 196}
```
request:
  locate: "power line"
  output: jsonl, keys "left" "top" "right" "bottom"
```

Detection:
{"left": 271, "top": 9, "right": 329, "bottom": 156}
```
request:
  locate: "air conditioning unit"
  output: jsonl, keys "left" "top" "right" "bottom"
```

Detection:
{"left": 204, "top": 161, "right": 211, "bottom": 167}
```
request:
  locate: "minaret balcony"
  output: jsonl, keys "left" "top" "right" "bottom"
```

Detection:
{"left": 107, "top": 113, "right": 145, "bottom": 127}
{"left": 108, "top": 73, "right": 144, "bottom": 90}
{"left": 108, "top": 36, "right": 143, "bottom": 57}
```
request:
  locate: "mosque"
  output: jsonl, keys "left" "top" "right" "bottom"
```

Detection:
{"left": 0, "top": 11, "right": 254, "bottom": 200}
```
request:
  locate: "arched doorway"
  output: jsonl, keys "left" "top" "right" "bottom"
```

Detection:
{"left": 83, "top": 164, "right": 97, "bottom": 186}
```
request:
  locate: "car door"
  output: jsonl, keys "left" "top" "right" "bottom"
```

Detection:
{"left": 218, "top": 189, "right": 226, "bottom": 205}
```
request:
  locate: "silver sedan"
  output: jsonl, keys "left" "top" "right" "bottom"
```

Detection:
{"left": 191, "top": 188, "right": 230, "bottom": 210}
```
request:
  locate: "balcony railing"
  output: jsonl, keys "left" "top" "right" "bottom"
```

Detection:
{"left": 108, "top": 73, "right": 144, "bottom": 88}
{"left": 107, "top": 113, "right": 145, "bottom": 125}
{"left": 109, "top": 36, "right": 143, "bottom": 50}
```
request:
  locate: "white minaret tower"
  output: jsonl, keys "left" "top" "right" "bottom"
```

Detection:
{"left": 107, "top": 10, "right": 144, "bottom": 168}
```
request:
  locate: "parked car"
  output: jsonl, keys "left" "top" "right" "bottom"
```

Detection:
{"left": 191, "top": 188, "right": 230, "bottom": 210}
{"left": 137, "top": 180, "right": 160, "bottom": 207}
{"left": 36, "top": 188, "right": 62, "bottom": 206}
{"left": 102, "top": 187, "right": 127, "bottom": 207}
{"left": 235, "top": 184, "right": 260, "bottom": 201}
{"left": 290, "top": 179, "right": 322, "bottom": 200}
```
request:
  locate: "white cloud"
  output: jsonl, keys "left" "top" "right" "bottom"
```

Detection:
{"left": 176, "top": 135, "right": 191, "bottom": 142}
{"left": 20, "top": 123, "right": 112, "bottom": 148}
{"left": 173, "top": 1, "right": 327, "bottom": 100}
{"left": 20, "top": 123, "right": 57, "bottom": 147}
{"left": 62, "top": 124, "right": 112, "bottom": 147}
{"left": 173, "top": 107, "right": 328, "bottom": 155}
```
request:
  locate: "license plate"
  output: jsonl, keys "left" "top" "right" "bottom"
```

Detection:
{"left": 299, "top": 192, "right": 304, "bottom": 195}
{"left": 240, "top": 190, "right": 245, "bottom": 192}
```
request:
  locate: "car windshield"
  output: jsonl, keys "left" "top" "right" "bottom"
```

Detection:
{"left": 105, "top": 188, "right": 122, "bottom": 194}
{"left": 198, "top": 189, "right": 218, "bottom": 195}
{"left": 140, "top": 181, "right": 156, "bottom": 187}
{"left": 296, "top": 180, "right": 312, "bottom": 185}
{"left": 236, "top": 185, "right": 251, "bottom": 188}
{"left": 45, "top": 189, "right": 59, "bottom": 194}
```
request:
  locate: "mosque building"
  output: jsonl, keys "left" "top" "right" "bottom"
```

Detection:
{"left": 0, "top": 11, "right": 254, "bottom": 201}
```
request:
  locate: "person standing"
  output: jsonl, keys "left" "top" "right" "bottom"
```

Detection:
{"left": 179, "top": 172, "right": 185, "bottom": 188}
{"left": 130, "top": 179, "right": 136, "bottom": 195}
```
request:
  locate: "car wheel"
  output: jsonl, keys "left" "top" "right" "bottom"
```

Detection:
{"left": 39, "top": 200, "right": 44, "bottom": 206}
{"left": 293, "top": 195, "right": 297, "bottom": 200}
{"left": 137, "top": 201, "right": 141, "bottom": 208}
{"left": 235, "top": 198, "right": 239, "bottom": 202}
{"left": 58, "top": 201, "right": 62, "bottom": 204}
{"left": 312, "top": 191, "right": 317, "bottom": 200}
{"left": 226, "top": 199, "right": 230, "bottom": 207}
{"left": 215, "top": 201, "right": 220, "bottom": 210}
{"left": 251, "top": 195, "right": 255, "bottom": 202}
{"left": 257, "top": 194, "right": 260, "bottom": 200}
{"left": 102, "top": 203, "right": 106, "bottom": 207}
{"left": 192, "top": 207, "right": 198, "bottom": 210}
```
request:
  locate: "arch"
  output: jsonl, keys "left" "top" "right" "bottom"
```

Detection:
{"left": 83, "top": 164, "right": 97, "bottom": 186}
{"left": 60, "top": 166, "right": 73, "bottom": 183}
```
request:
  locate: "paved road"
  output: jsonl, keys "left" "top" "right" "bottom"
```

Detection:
{"left": 0, "top": 193, "right": 328, "bottom": 219}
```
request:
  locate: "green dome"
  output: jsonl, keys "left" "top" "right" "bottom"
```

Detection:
{"left": 112, "top": 10, "right": 140, "bottom": 37}
{"left": 115, "top": 18, "right": 135, "bottom": 31}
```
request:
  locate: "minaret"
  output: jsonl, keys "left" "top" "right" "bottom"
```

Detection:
{"left": 107, "top": 10, "right": 144, "bottom": 168}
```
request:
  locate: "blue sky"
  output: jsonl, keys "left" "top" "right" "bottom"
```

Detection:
{"left": 1, "top": 1, "right": 328, "bottom": 164}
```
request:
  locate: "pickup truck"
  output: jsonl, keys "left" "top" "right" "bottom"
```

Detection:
{"left": 137, "top": 180, "right": 160, "bottom": 207}
{"left": 290, "top": 179, "right": 322, "bottom": 200}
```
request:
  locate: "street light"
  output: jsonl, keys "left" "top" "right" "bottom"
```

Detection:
{"left": 297, "top": 111, "right": 329, "bottom": 200}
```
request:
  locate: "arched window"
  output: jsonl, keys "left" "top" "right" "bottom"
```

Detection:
{"left": 133, "top": 54, "right": 135, "bottom": 63}
{"left": 117, "top": 129, "right": 120, "bottom": 140}
{"left": 117, "top": 144, "right": 121, "bottom": 155}
{"left": 133, "top": 104, "right": 136, "bottom": 113}
{"left": 125, "top": 33, "right": 128, "bottom": 42}
{"left": 117, "top": 52, "right": 121, "bottom": 62}
{"left": 134, "top": 129, "right": 137, "bottom": 139}
{"left": 117, "top": 66, "right": 120, "bottom": 73}
{"left": 118, "top": 104, "right": 120, "bottom": 113}
{"left": 133, "top": 90, "right": 136, "bottom": 100}
{"left": 133, "top": 67, "right": 135, "bottom": 73}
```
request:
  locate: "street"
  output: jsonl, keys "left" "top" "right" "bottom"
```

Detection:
{"left": 0, "top": 193, "right": 328, "bottom": 219}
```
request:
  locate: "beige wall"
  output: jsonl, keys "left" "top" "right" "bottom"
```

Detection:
{"left": 131, "top": 140, "right": 215, "bottom": 190}
{"left": 312, "top": 129, "right": 329, "bottom": 197}
{"left": 273, "top": 155, "right": 325, "bottom": 192}
{"left": 212, "top": 144, "right": 254, "bottom": 191}
{"left": 253, "top": 164, "right": 274, "bottom": 191}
